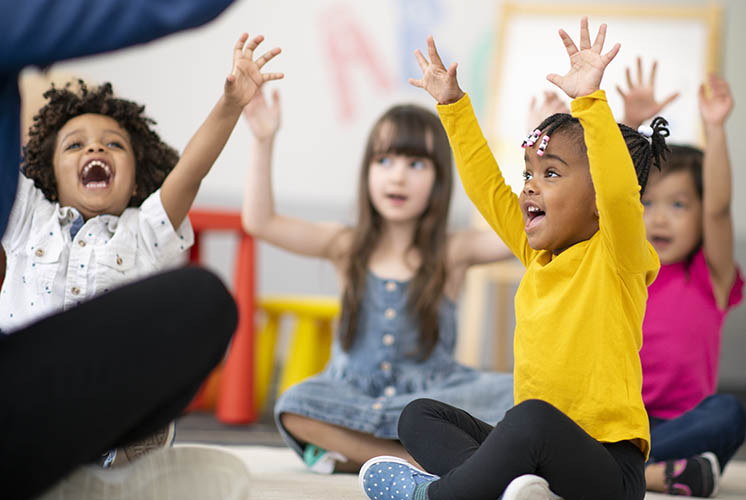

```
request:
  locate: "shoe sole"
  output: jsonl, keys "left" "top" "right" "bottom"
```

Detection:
{"left": 701, "top": 452, "right": 721, "bottom": 498}
{"left": 358, "top": 455, "right": 436, "bottom": 494}
{"left": 501, "top": 474, "right": 562, "bottom": 500}
{"left": 39, "top": 446, "right": 250, "bottom": 500}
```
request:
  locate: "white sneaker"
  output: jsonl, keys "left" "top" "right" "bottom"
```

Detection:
{"left": 39, "top": 446, "right": 249, "bottom": 500}
{"left": 501, "top": 474, "right": 563, "bottom": 500}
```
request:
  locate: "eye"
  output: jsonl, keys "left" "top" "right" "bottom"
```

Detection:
{"left": 641, "top": 199, "right": 652, "bottom": 208}
{"left": 545, "top": 169, "right": 559, "bottom": 178}
{"left": 410, "top": 159, "right": 426, "bottom": 170}
{"left": 64, "top": 141, "right": 82, "bottom": 151}
{"left": 107, "top": 141, "right": 125, "bottom": 149}
{"left": 673, "top": 200, "right": 686, "bottom": 209}
{"left": 376, "top": 155, "right": 392, "bottom": 166}
{"left": 522, "top": 170, "right": 532, "bottom": 181}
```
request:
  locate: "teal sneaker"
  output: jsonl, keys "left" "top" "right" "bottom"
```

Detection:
{"left": 303, "top": 444, "right": 348, "bottom": 474}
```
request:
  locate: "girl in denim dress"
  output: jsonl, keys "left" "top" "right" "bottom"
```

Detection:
{"left": 241, "top": 91, "right": 515, "bottom": 473}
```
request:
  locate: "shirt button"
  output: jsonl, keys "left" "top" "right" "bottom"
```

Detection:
{"left": 116, "top": 256, "right": 123, "bottom": 266}
{"left": 78, "top": 240, "right": 86, "bottom": 247}
{"left": 382, "top": 334, "right": 395, "bottom": 346}
{"left": 372, "top": 402, "right": 383, "bottom": 410}
{"left": 380, "top": 361, "right": 392, "bottom": 373}
{"left": 384, "top": 386, "right": 397, "bottom": 397}
{"left": 385, "top": 281, "right": 397, "bottom": 292}
{"left": 35, "top": 248, "right": 45, "bottom": 257}
{"left": 384, "top": 308, "right": 396, "bottom": 319}
{"left": 71, "top": 287, "right": 80, "bottom": 296}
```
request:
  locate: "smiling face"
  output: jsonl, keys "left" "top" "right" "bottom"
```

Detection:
{"left": 519, "top": 129, "right": 599, "bottom": 254}
{"left": 53, "top": 113, "right": 137, "bottom": 220}
{"left": 366, "top": 121, "right": 437, "bottom": 225}
{"left": 642, "top": 168, "right": 702, "bottom": 264}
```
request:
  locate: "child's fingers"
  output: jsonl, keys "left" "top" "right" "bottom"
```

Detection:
{"left": 255, "top": 47, "right": 282, "bottom": 70}
{"left": 244, "top": 34, "right": 265, "bottom": 58}
{"left": 271, "top": 89, "right": 281, "bottom": 110}
{"left": 427, "top": 35, "right": 446, "bottom": 68}
{"left": 625, "top": 66, "right": 633, "bottom": 90}
{"left": 447, "top": 62, "right": 458, "bottom": 80}
{"left": 601, "top": 43, "right": 621, "bottom": 67}
{"left": 546, "top": 73, "right": 562, "bottom": 88}
{"left": 591, "top": 23, "right": 607, "bottom": 53}
{"left": 636, "top": 56, "right": 643, "bottom": 85}
{"left": 234, "top": 33, "right": 249, "bottom": 56}
{"left": 648, "top": 59, "right": 658, "bottom": 86}
{"left": 660, "top": 91, "right": 679, "bottom": 108}
{"left": 262, "top": 72, "right": 284, "bottom": 82}
{"left": 414, "top": 49, "right": 429, "bottom": 72}
{"left": 616, "top": 84, "right": 627, "bottom": 99}
{"left": 558, "top": 29, "right": 578, "bottom": 57}
{"left": 579, "top": 17, "right": 591, "bottom": 50}
{"left": 408, "top": 77, "right": 425, "bottom": 89}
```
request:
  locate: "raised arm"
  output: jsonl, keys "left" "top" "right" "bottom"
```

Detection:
{"left": 240, "top": 90, "right": 349, "bottom": 261}
{"left": 548, "top": 18, "right": 653, "bottom": 272}
{"left": 699, "top": 74, "right": 736, "bottom": 308}
{"left": 616, "top": 57, "right": 679, "bottom": 129}
{"left": 526, "top": 91, "right": 569, "bottom": 131}
{"left": 410, "top": 36, "right": 534, "bottom": 264}
{"left": 159, "top": 33, "right": 283, "bottom": 229}
{"left": 0, "top": 0, "right": 234, "bottom": 71}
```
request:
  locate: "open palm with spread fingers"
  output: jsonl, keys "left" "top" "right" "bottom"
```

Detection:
{"left": 616, "top": 57, "right": 679, "bottom": 128}
{"left": 547, "top": 17, "right": 620, "bottom": 99}
{"left": 243, "top": 89, "right": 281, "bottom": 141}
{"left": 699, "top": 73, "right": 733, "bottom": 126}
{"left": 225, "top": 33, "right": 284, "bottom": 109}
{"left": 409, "top": 35, "right": 465, "bottom": 105}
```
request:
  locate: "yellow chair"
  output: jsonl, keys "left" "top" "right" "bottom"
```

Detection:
{"left": 255, "top": 295, "right": 340, "bottom": 412}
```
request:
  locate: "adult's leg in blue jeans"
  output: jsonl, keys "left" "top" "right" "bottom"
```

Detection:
{"left": 0, "top": 267, "right": 237, "bottom": 499}
{"left": 649, "top": 394, "right": 746, "bottom": 469}
{"left": 399, "top": 398, "right": 645, "bottom": 500}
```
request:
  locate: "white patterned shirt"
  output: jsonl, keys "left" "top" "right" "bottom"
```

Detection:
{"left": 0, "top": 174, "right": 194, "bottom": 333}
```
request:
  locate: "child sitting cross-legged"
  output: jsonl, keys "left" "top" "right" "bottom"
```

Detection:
{"left": 359, "top": 17, "right": 668, "bottom": 500}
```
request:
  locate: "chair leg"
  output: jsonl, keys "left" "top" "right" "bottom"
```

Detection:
{"left": 278, "top": 315, "right": 321, "bottom": 395}
{"left": 254, "top": 313, "right": 280, "bottom": 413}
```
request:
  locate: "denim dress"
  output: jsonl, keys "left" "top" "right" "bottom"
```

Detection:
{"left": 274, "top": 272, "right": 515, "bottom": 458}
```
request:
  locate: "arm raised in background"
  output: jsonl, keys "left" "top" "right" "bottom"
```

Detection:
{"left": 699, "top": 74, "right": 737, "bottom": 308}
{"left": 616, "top": 57, "right": 679, "bottom": 129}
{"left": 526, "top": 91, "right": 570, "bottom": 131}
{"left": 160, "top": 33, "right": 283, "bottom": 229}
{"left": 240, "top": 89, "right": 349, "bottom": 262}
{"left": 0, "top": 0, "right": 234, "bottom": 71}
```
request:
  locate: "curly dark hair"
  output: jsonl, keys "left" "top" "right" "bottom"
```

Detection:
{"left": 21, "top": 80, "right": 179, "bottom": 206}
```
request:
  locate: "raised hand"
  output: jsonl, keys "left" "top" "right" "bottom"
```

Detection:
{"left": 243, "top": 89, "right": 281, "bottom": 141}
{"left": 699, "top": 73, "right": 733, "bottom": 127}
{"left": 616, "top": 57, "right": 679, "bottom": 128}
{"left": 224, "top": 33, "right": 283, "bottom": 109}
{"left": 546, "top": 17, "right": 620, "bottom": 99}
{"left": 409, "top": 36, "right": 464, "bottom": 105}
{"left": 527, "top": 91, "right": 570, "bottom": 129}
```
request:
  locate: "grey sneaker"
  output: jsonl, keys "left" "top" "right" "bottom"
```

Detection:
{"left": 501, "top": 474, "right": 563, "bottom": 500}
{"left": 99, "top": 422, "right": 176, "bottom": 468}
{"left": 40, "top": 446, "right": 250, "bottom": 500}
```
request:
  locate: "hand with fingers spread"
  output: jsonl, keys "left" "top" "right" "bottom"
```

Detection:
{"left": 527, "top": 91, "right": 570, "bottom": 129}
{"left": 546, "top": 17, "right": 620, "bottom": 99}
{"left": 699, "top": 73, "right": 733, "bottom": 127}
{"left": 409, "top": 35, "right": 464, "bottom": 105}
{"left": 243, "top": 89, "right": 281, "bottom": 142}
{"left": 616, "top": 57, "right": 679, "bottom": 129}
{"left": 224, "top": 33, "right": 284, "bottom": 110}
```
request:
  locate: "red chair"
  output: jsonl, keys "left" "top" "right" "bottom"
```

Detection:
{"left": 186, "top": 208, "right": 257, "bottom": 424}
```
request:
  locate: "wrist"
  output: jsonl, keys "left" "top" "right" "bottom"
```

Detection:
{"left": 439, "top": 89, "right": 465, "bottom": 105}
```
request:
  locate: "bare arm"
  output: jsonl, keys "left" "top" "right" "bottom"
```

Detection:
{"left": 699, "top": 74, "right": 736, "bottom": 309}
{"left": 449, "top": 227, "right": 513, "bottom": 268}
{"left": 160, "top": 33, "right": 283, "bottom": 229}
{"left": 240, "top": 90, "right": 349, "bottom": 261}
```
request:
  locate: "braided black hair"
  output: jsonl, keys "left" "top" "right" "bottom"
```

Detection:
{"left": 532, "top": 113, "right": 670, "bottom": 194}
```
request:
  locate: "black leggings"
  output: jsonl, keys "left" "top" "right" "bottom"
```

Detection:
{"left": 398, "top": 398, "right": 645, "bottom": 500}
{"left": 0, "top": 267, "right": 237, "bottom": 499}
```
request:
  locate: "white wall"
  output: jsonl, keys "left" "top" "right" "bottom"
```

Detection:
{"left": 37, "top": 0, "right": 746, "bottom": 383}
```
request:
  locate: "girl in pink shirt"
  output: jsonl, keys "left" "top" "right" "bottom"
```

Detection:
{"left": 619, "top": 65, "right": 745, "bottom": 497}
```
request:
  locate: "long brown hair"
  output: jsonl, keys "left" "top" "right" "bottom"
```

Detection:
{"left": 339, "top": 104, "right": 453, "bottom": 359}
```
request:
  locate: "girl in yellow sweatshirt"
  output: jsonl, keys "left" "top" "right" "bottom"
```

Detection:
{"left": 358, "top": 18, "right": 670, "bottom": 500}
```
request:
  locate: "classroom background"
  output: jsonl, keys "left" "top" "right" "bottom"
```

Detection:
{"left": 26, "top": 0, "right": 746, "bottom": 392}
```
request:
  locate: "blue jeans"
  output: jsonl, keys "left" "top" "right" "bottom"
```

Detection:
{"left": 648, "top": 394, "right": 746, "bottom": 469}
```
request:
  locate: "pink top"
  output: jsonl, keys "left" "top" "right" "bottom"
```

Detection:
{"left": 641, "top": 248, "right": 743, "bottom": 419}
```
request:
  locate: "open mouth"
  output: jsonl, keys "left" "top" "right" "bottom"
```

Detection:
{"left": 386, "top": 193, "right": 408, "bottom": 204}
{"left": 525, "top": 205, "right": 546, "bottom": 230}
{"left": 80, "top": 159, "right": 113, "bottom": 189}
{"left": 650, "top": 235, "right": 672, "bottom": 248}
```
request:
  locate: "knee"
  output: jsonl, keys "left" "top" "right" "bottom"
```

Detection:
{"left": 398, "top": 399, "right": 439, "bottom": 444}
{"left": 280, "top": 412, "right": 311, "bottom": 438}
{"left": 714, "top": 394, "right": 746, "bottom": 442}
{"left": 506, "top": 399, "right": 559, "bottom": 423}
{"left": 181, "top": 267, "right": 237, "bottom": 344}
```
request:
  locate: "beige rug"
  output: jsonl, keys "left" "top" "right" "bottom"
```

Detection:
{"left": 204, "top": 444, "right": 746, "bottom": 500}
